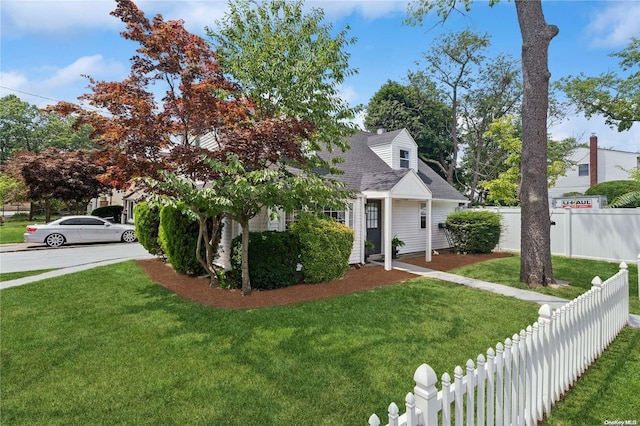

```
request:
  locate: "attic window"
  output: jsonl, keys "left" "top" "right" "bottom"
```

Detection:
{"left": 400, "top": 149, "right": 410, "bottom": 169}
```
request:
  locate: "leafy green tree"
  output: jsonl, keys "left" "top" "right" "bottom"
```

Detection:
{"left": 560, "top": 37, "right": 640, "bottom": 132}
{"left": 408, "top": 0, "right": 559, "bottom": 287}
{"left": 364, "top": 79, "right": 452, "bottom": 178}
{"left": 459, "top": 52, "right": 522, "bottom": 202}
{"left": 210, "top": 0, "right": 360, "bottom": 153}
{"left": 0, "top": 95, "right": 94, "bottom": 165}
{"left": 413, "top": 28, "right": 491, "bottom": 185}
{"left": 479, "top": 116, "right": 576, "bottom": 205}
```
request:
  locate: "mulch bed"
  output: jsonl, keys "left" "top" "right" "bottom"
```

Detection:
{"left": 136, "top": 251, "right": 514, "bottom": 310}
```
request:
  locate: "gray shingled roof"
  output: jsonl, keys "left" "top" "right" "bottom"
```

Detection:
{"left": 317, "top": 130, "right": 468, "bottom": 202}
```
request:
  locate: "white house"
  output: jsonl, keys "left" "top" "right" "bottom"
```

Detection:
{"left": 217, "top": 128, "right": 468, "bottom": 271}
{"left": 549, "top": 134, "right": 640, "bottom": 200}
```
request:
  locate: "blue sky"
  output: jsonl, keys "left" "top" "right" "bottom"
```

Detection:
{"left": 2, "top": 0, "right": 639, "bottom": 153}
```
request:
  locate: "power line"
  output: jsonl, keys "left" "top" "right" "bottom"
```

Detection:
{"left": 0, "top": 85, "right": 103, "bottom": 112}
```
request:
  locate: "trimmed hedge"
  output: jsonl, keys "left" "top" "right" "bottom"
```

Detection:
{"left": 133, "top": 201, "right": 163, "bottom": 256}
{"left": 585, "top": 180, "right": 640, "bottom": 208}
{"left": 91, "top": 205, "right": 123, "bottom": 223}
{"left": 159, "top": 204, "right": 205, "bottom": 275}
{"left": 445, "top": 210, "right": 501, "bottom": 254}
{"left": 290, "top": 216, "right": 354, "bottom": 283}
{"left": 230, "top": 231, "right": 300, "bottom": 290}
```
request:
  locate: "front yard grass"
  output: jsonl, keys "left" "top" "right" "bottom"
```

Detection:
{"left": 2, "top": 261, "right": 539, "bottom": 425}
{"left": 1, "top": 260, "right": 636, "bottom": 425}
{"left": 451, "top": 255, "right": 640, "bottom": 315}
{"left": 0, "top": 269, "right": 57, "bottom": 282}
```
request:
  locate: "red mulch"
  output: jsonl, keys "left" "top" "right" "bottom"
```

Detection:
{"left": 136, "top": 251, "right": 513, "bottom": 310}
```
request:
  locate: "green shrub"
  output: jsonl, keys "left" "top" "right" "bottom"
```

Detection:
{"left": 91, "top": 205, "right": 123, "bottom": 223}
{"left": 133, "top": 202, "right": 163, "bottom": 256}
{"left": 585, "top": 180, "right": 640, "bottom": 208}
{"left": 445, "top": 210, "right": 501, "bottom": 254}
{"left": 290, "top": 215, "right": 354, "bottom": 283}
{"left": 158, "top": 204, "right": 205, "bottom": 276}
{"left": 230, "top": 231, "right": 300, "bottom": 290}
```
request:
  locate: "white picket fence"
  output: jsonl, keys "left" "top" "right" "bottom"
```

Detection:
{"left": 369, "top": 263, "right": 630, "bottom": 426}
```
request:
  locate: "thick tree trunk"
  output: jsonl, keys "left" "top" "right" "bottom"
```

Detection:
{"left": 515, "top": 0, "right": 558, "bottom": 287}
{"left": 240, "top": 217, "right": 251, "bottom": 296}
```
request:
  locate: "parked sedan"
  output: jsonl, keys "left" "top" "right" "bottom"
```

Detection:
{"left": 24, "top": 215, "right": 137, "bottom": 247}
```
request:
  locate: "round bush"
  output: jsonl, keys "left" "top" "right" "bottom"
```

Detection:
{"left": 290, "top": 215, "right": 354, "bottom": 283}
{"left": 445, "top": 210, "right": 501, "bottom": 254}
{"left": 230, "top": 231, "right": 300, "bottom": 290}
{"left": 133, "top": 201, "right": 163, "bottom": 256}
{"left": 159, "top": 204, "right": 205, "bottom": 275}
{"left": 585, "top": 180, "right": 640, "bottom": 208}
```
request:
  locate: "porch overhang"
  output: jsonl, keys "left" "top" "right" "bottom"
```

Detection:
{"left": 362, "top": 170, "right": 433, "bottom": 271}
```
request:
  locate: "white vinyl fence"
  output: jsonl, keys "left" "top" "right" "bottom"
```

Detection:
{"left": 369, "top": 263, "right": 630, "bottom": 426}
{"left": 481, "top": 208, "right": 640, "bottom": 264}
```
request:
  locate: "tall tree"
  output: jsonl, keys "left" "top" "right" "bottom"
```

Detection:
{"left": 364, "top": 79, "right": 452, "bottom": 178}
{"left": 459, "top": 53, "right": 522, "bottom": 202}
{"left": 479, "top": 116, "right": 576, "bottom": 205}
{"left": 560, "top": 37, "right": 639, "bottom": 132}
{"left": 209, "top": 0, "right": 359, "bottom": 295}
{"left": 415, "top": 28, "right": 490, "bottom": 185}
{"left": 0, "top": 95, "right": 94, "bottom": 166}
{"left": 8, "top": 148, "right": 109, "bottom": 222}
{"left": 407, "top": 0, "right": 559, "bottom": 287}
{"left": 209, "top": 0, "right": 360, "bottom": 154}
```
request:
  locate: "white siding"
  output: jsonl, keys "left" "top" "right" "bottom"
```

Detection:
{"left": 216, "top": 217, "right": 234, "bottom": 270}
{"left": 391, "top": 199, "right": 426, "bottom": 255}
{"left": 431, "top": 201, "right": 459, "bottom": 249}
{"left": 370, "top": 143, "right": 392, "bottom": 168}
{"left": 348, "top": 197, "right": 364, "bottom": 264}
{"left": 549, "top": 147, "right": 639, "bottom": 199}
{"left": 390, "top": 131, "right": 418, "bottom": 171}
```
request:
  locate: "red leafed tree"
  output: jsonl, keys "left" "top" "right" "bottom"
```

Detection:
{"left": 8, "top": 148, "right": 109, "bottom": 222}
{"left": 51, "top": 0, "right": 325, "bottom": 294}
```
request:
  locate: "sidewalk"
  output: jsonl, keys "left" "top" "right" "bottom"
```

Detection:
{"left": 386, "top": 260, "right": 640, "bottom": 328}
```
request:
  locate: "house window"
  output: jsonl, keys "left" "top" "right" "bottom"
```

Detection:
{"left": 578, "top": 164, "right": 589, "bottom": 176}
{"left": 365, "top": 203, "right": 378, "bottom": 228}
{"left": 420, "top": 202, "right": 427, "bottom": 229}
{"left": 323, "top": 205, "right": 354, "bottom": 228}
{"left": 400, "top": 149, "right": 410, "bottom": 169}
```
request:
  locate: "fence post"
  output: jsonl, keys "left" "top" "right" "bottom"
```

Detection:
{"left": 637, "top": 254, "right": 639, "bottom": 301}
{"left": 591, "top": 276, "right": 603, "bottom": 356}
{"left": 537, "top": 304, "right": 552, "bottom": 416}
{"left": 413, "top": 364, "right": 439, "bottom": 426}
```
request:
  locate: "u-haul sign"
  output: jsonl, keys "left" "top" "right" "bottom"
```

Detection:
{"left": 552, "top": 196, "right": 607, "bottom": 209}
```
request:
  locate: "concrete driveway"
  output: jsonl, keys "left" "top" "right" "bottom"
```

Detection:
{"left": 0, "top": 243, "right": 154, "bottom": 289}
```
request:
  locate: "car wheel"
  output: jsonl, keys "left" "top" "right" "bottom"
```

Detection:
{"left": 45, "top": 233, "right": 65, "bottom": 247}
{"left": 121, "top": 230, "right": 137, "bottom": 243}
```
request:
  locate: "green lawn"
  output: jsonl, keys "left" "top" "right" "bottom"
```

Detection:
{"left": 451, "top": 255, "right": 640, "bottom": 315}
{"left": 0, "top": 215, "right": 52, "bottom": 244}
{"left": 0, "top": 269, "right": 57, "bottom": 282}
{"left": 1, "top": 260, "right": 637, "bottom": 425}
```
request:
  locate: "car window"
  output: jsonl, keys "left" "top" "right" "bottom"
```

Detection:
{"left": 60, "top": 218, "right": 82, "bottom": 225}
{"left": 78, "top": 217, "right": 107, "bottom": 226}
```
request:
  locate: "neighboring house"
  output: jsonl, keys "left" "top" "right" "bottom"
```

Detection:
{"left": 86, "top": 189, "right": 127, "bottom": 215}
{"left": 548, "top": 135, "right": 640, "bottom": 200}
{"left": 217, "top": 128, "right": 468, "bottom": 271}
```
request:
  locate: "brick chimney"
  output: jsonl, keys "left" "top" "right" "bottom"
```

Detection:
{"left": 589, "top": 134, "right": 598, "bottom": 187}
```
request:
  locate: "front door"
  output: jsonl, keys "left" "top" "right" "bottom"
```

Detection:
{"left": 365, "top": 200, "right": 382, "bottom": 254}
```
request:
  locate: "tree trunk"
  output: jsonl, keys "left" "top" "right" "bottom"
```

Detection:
{"left": 240, "top": 217, "right": 251, "bottom": 296}
{"left": 515, "top": 0, "right": 558, "bottom": 287}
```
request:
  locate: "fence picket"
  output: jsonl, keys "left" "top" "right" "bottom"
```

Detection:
{"left": 369, "top": 261, "right": 633, "bottom": 426}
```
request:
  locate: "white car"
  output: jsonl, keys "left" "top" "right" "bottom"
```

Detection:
{"left": 24, "top": 215, "right": 137, "bottom": 247}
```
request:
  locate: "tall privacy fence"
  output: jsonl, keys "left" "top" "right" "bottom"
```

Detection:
{"left": 369, "top": 262, "right": 630, "bottom": 426}
{"left": 478, "top": 207, "right": 640, "bottom": 264}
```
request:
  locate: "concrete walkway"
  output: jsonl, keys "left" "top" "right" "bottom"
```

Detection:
{"left": 385, "top": 260, "right": 640, "bottom": 328}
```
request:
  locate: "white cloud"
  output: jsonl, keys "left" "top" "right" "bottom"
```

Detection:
{"left": 0, "top": 55, "right": 126, "bottom": 108}
{"left": 310, "top": 0, "right": 407, "bottom": 21}
{"left": 587, "top": 1, "right": 640, "bottom": 48}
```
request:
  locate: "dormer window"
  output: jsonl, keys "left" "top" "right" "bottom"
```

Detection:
{"left": 400, "top": 149, "right": 410, "bottom": 169}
